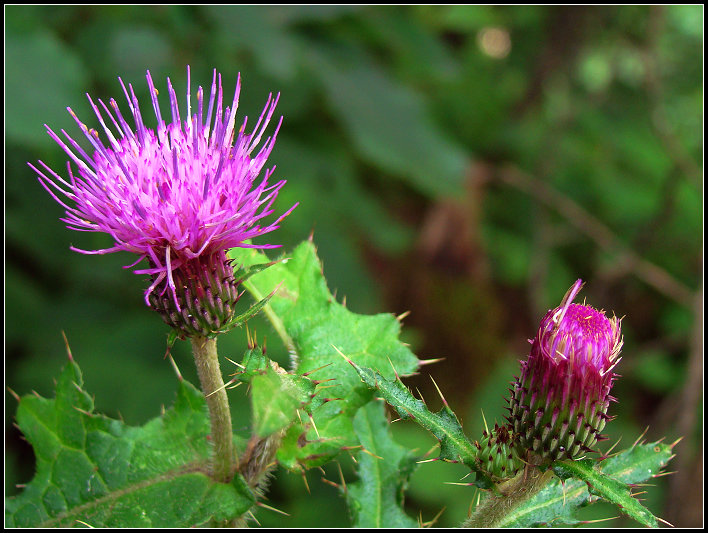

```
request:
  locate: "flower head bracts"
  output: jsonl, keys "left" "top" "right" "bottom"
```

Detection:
{"left": 30, "top": 67, "right": 296, "bottom": 309}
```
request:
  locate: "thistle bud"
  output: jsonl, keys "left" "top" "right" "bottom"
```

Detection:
{"left": 508, "top": 280, "right": 622, "bottom": 462}
{"left": 474, "top": 423, "right": 522, "bottom": 480}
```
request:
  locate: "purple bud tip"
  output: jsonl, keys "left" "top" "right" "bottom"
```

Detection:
{"left": 537, "top": 279, "right": 623, "bottom": 376}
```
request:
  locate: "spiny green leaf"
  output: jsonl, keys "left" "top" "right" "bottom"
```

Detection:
{"left": 276, "top": 407, "right": 358, "bottom": 471}
{"left": 599, "top": 439, "right": 676, "bottom": 484}
{"left": 552, "top": 459, "right": 657, "bottom": 528}
{"left": 250, "top": 366, "right": 315, "bottom": 438}
{"left": 342, "top": 358, "right": 494, "bottom": 489}
{"left": 229, "top": 241, "right": 419, "bottom": 468}
{"left": 231, "top": 240, "right": 425, "bottom": 525}
{"left": 231, "top": 241, "right": 418, "bottom": 382}
{"left": 251, "top": 369, "right": 301, "bottom": 437}
{"left": 237, "top": 343, "right": 271, "bottom": 382}
{"left": 314, "top": 52, "right": 467, "bottom": 198}
{"left": 497, "top": 441, "right": 674, "bottom": 527}
{"left": 238, "top": 341, "right": 357, "bottom": 470}
{"left": 5, "top": 358, "right": 254, "bottom": 527}
{"left": 346, "top": 401, "right": 419, "bottom": 528}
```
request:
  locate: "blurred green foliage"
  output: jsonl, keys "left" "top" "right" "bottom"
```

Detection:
{"left": 5, "top": 5, "right": 702, "bottom": 527}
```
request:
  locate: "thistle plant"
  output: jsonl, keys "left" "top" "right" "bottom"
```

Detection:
{"left": 28, "top": 67, "right": 296, "bottom": 486}
{"left": 7, "top": 67, "right": 675, "bottom": 528}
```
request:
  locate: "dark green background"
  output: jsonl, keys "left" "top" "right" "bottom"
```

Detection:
{"left": 5, "top": 5, "right": 702, "bottom": 527}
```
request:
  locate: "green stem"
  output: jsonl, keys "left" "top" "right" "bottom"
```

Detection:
{"left": 191, "top": 336, "right": 235, "bottom": 483}
{"left": 462, "top": 466, "right": 553, "bottom": 528}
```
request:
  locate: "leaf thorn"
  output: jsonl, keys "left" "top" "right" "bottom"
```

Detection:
{"left": 331, "top": 344, "right": 354, "bottom": 367}
{"left": 652, "top": 470, "right": 676, "bottom": 478}
{"left": 256, "top": 501, "right": 289, "bottom": 516}
{"left": 430, "top": 375, "right": 448, "bottom": 407}
{"left": 387, "top": 356, "right": 400, "bottom": 382}
{"left": 7, "top": 387, "right": 20, "bottom": 402}
{"left": 205, "top": 377, "right": 238, "bottom": 397}
{"left": 418, "top": 357, "right": 445, "bottom": 367}
{"left": 361, "top": 447, "right": 384, "bottom": 460}
{"left": 632, "top": 426, "right": 650, "bottom": 449}
{"left": 421, "top": 506, "right": 445, "bottom": 528}
{"left": 166, "top": 353, "right": 183, "bottom": 381}
{"left": 301, "top": 471, "right": 311, "bottom": 494}
{"left": 301, "top": 362, "right": 333, "bottom": 377}
{"left": 246, "top": 510, "right": 260, "bottom": 526}
{"left": 336, "top": 461, "right": 347, "bottom": 492}
{"left": 656, "top": 516, "right": 675, "bottom": 527}
{"left": 668, "top": 436, "right": 683, "bottom": 449}
{"left": 308, "top": 412, "right": 321, "bottom": 439}
{"left": 61, "top": 330, "right": 74, "bottom": 361}
{"left": 73, "top": 406, "right": 92, "bottom": 417}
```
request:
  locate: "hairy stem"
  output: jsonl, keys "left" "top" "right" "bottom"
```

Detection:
{"left": 191, "top": 336, "right": 235, "bottom": 483}
{"left": 462, "top": 465, "right": 553, "bottom": 528}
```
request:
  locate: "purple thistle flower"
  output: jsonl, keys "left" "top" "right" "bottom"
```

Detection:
{"left": 29, "top": 67, "right": 296, "bottom": 336}
{"left": 508, "top": 279, "right": 623, "bottom": 462}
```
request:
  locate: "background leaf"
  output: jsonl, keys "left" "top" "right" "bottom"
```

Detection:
{"left": 314, "top": 54, "right": 468, "bottom": 198}
{"left": 5, "top": 30, "right": 90, "bottom": 148}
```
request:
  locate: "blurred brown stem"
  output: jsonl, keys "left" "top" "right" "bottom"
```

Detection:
{"left": 642, "top": 5, "right": 702, "bottom": 188}
{"left": 496, "top": 164, "right": 694, "bottom": 308}
{"left": 664, "top": 284, "right": 704, "bottom": 526}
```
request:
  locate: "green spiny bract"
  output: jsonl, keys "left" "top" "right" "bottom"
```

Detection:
{"left": 149, "top": 250, "right": 243, "bottom": 338}
{"left": 507, "top": 279, "right": 622, "bottom": 463}
{"left": 473, "top": 423, "right": 522, "bottom": 480}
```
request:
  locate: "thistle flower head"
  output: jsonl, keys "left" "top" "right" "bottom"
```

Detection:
{"left": 30, "top": 67, "right": 296, "bottom": 336}
{"left": 508, "top": 279, "right": 623, "bottom": 462}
